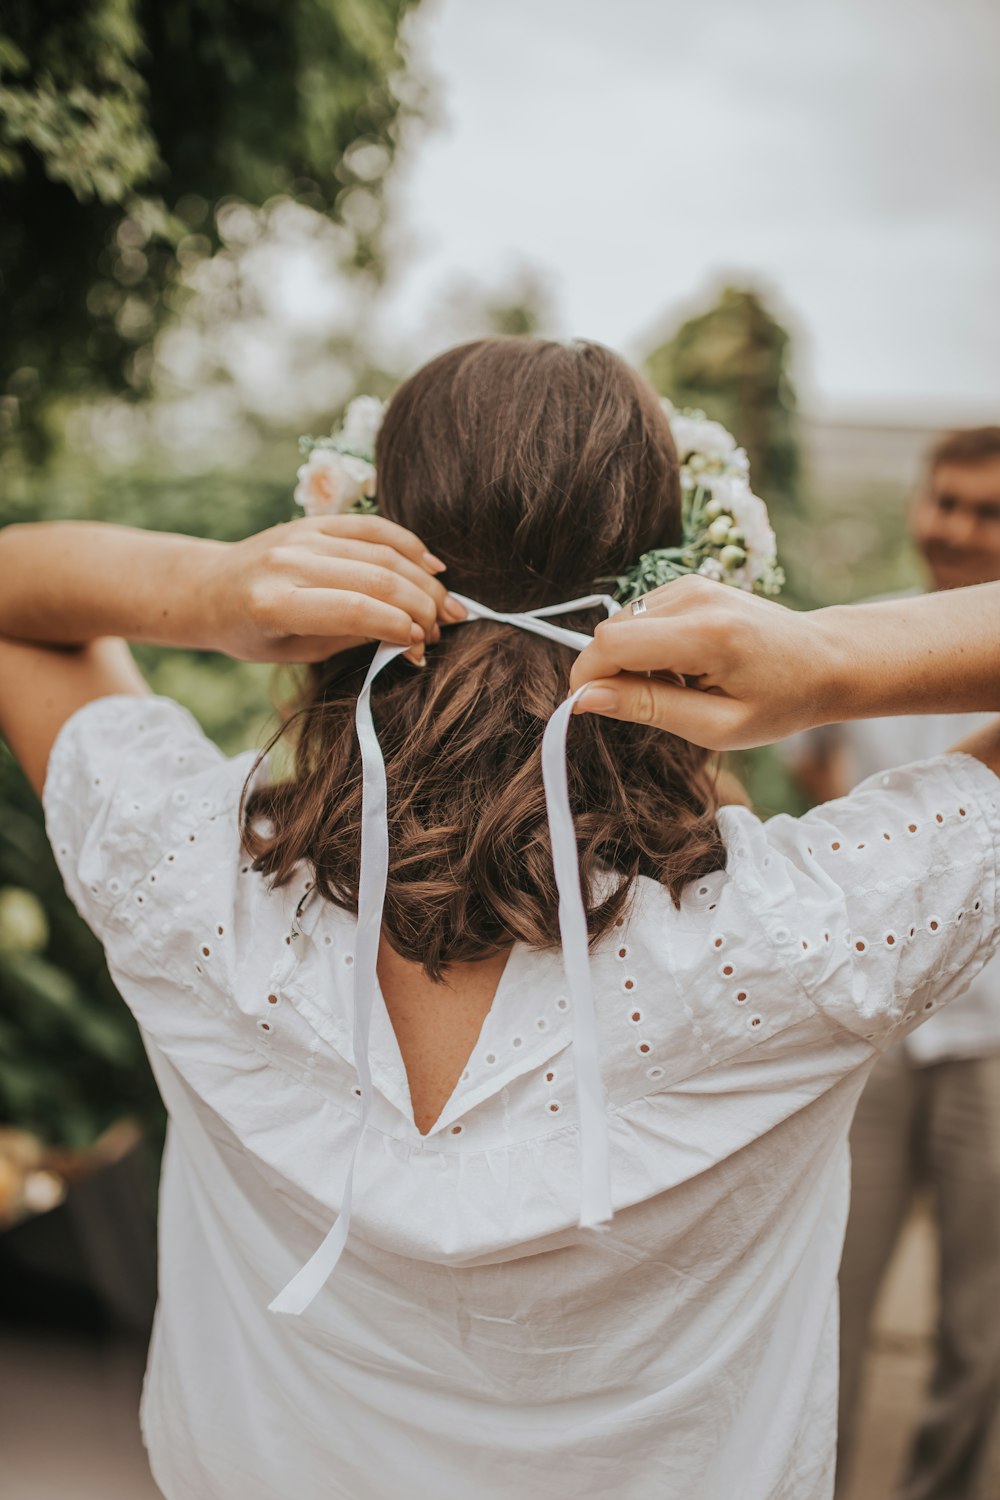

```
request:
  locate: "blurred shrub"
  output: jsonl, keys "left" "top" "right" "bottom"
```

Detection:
{"left": 645, "top": 287, "right": 800, "bottom": 529}
{"left": 0, "top": 0, "right": 422, "bottom": 1149}
{"left": 0, "top": 455, "right": 293, "bottom": 1148}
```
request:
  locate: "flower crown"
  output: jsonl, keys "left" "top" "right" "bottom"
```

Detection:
{"left": 295, "top": 395, "right": 784, "bottom": 602}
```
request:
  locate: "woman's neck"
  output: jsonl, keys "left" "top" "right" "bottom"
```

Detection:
{"left": 377, "top": 939, "right": 511, "bottom": 1136}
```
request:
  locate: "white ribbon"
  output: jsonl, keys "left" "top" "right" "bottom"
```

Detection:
{"left": 271, "top": 594, "right": 620, "bottom": 1316}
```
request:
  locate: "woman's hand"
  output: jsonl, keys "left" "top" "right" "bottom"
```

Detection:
{"left": 571, "top": 575, "right": 1000, "bottom": 750}
{"left": 0, "top": 516, "right": 464, "bottom": 665}
{"left": 206, "top": 514, "right": 465, "bottom": 664}
{"left": 569, "top": 576, "right": 841, "bottom": 750}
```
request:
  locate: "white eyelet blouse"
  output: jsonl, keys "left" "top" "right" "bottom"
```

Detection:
{"left": 43, "top": 695, "right": 1000, "bottom": 1500}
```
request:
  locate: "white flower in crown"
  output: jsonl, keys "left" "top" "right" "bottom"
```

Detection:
{"left": 294, "top": 449, "right": 377, "bottom": 517}
{"left": 294, "top": 395, "right": 386, "bottom": 517}
{"left": 340, "top": 395, "right": 385, "bottom": 456}
{"left": 665, "top": 402, "right": 738, "bottom": 467}
{"left": 725, "top": 480, "right": 778, "bottom": 581}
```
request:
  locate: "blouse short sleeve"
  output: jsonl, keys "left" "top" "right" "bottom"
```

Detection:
{"left": 42, "top": 694, "right": 258, "bottom": 1040}
{"left": 725, "top": 752, "right": 1000, "bottom": 1049}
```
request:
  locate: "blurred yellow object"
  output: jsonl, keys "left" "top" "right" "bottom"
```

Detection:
{"left": 21, "top": 1169, "right": 67, "bottom": 1216}
{"left": 0, "top": 1118, "right": 143, "bottom": 1229}
{"left": 0, "top": 1152, "right": 21, "bottom": 1221}
{"left": 0, "top": 886, "right": 49, "bottom": 954}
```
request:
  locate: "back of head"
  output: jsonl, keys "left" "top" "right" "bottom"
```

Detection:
{"left": 379, "top": 337, "right": 680, "bottom": 606}
{"left": 246, "top": 338, "right": 726, "bottom": 975}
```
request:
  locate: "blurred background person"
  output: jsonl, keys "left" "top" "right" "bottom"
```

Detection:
{"left": 787, "top": 426, "right": 1000, "bottom": 1500}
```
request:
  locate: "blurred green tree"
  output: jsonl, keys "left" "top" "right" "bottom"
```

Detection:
{"left": 643, "top": 286, "right": 800, "bottom": 519}
{"left": 0, "top": 0, "right": 422, "bottom": 455}
{"left": 0, "top": 0, "right": 422, "bottom": 1159}
{"left": 643, "top": 286, "right": 807, "bottom": 816}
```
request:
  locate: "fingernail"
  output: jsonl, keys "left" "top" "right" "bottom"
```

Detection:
{"left": 410, "top": 623, "right": 425, "bottom": 643}
{"left": 443, "top": 594, "right": 468, "bottom": 621}
{"left": 423, "top": 551, "right": 447, "bottom": 573}
{"left": 407, "top": 651, "right": 426, "bottom": 668}
{"left": 574, "top": 687, "right": 619, "bottom": 714}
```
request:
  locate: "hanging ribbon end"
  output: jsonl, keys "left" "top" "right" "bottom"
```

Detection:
{"left": 578, "top": 1204, "right": 614, "bottom": 1234}
{"left": 577, "top": 1177, "right": 613, "bottom": 1234}
{"left": 268, "top": 1275, "right": 316, "bottom": 1319}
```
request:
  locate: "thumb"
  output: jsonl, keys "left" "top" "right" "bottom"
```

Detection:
{"left": 572, "top": 673, "right": 743, "bottom": 751}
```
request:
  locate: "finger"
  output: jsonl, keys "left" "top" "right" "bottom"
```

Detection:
{"left": 569, "top": 616, "right": 729, "bottom": 690}
{"left": 606, "top": 575, "right": 731, "bottom": 622}
{"left": 305, "top": 514, "right": 447, "bottom": 575}
{"left": 286, "top": 537, "right": 462, "bottom": 626}
{"left": 283, "top": 555, "right": 445, "bottom": 639}
{"left": 278, "top": 588, "right": 424, "bottom": 650}
{"left": 571, "top": 673, "right": 751, "bottom": 750}
{"left": 271, "top": 634, "right": 428, "bottom": 667}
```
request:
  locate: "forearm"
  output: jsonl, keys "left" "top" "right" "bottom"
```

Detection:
{"left": 0, "top": 522, "right": 226, "bottom": 649}
{"left": 815, "top": 583, "right": 1000, "bottom": 724}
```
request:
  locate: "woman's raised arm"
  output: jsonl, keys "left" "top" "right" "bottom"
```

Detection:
{"left": 570, "top": 576, "right": 1000, "bottom": 766}
{"left": 0, "top": 515, "right": 458, "bottom": 796}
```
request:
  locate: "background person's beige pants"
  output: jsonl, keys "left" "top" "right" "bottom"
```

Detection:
{"left": 836, "top": 1046, "right": 1000, "bottom": 1500}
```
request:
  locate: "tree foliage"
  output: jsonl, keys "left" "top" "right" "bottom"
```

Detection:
{"left": 0, "top": 751, "right": 161, "bottom": 1148}
{"left": 0, "top": 0, "right": 421, "bottom": 1151}
{"left": 0, "top": 0, "right": 421, "bottom": 451}
{"left": 644, "top": 287, "right": 800, "bottom": 516}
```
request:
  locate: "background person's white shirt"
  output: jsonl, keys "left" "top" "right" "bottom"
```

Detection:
{"left": 44, "top": 695, "right": 1000, "bottom": 1500}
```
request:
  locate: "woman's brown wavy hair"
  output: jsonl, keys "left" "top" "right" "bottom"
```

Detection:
{"left": 243, "top": 338, "right": 726, "bottom": 978}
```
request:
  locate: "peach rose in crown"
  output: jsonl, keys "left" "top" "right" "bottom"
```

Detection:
{"left": 294, "top": 449, "right": 377, "bottom": 517}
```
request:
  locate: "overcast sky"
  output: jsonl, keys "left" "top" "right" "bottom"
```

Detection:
{"left": 376, "top": 0, "right": 1000, "bottom": 419}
